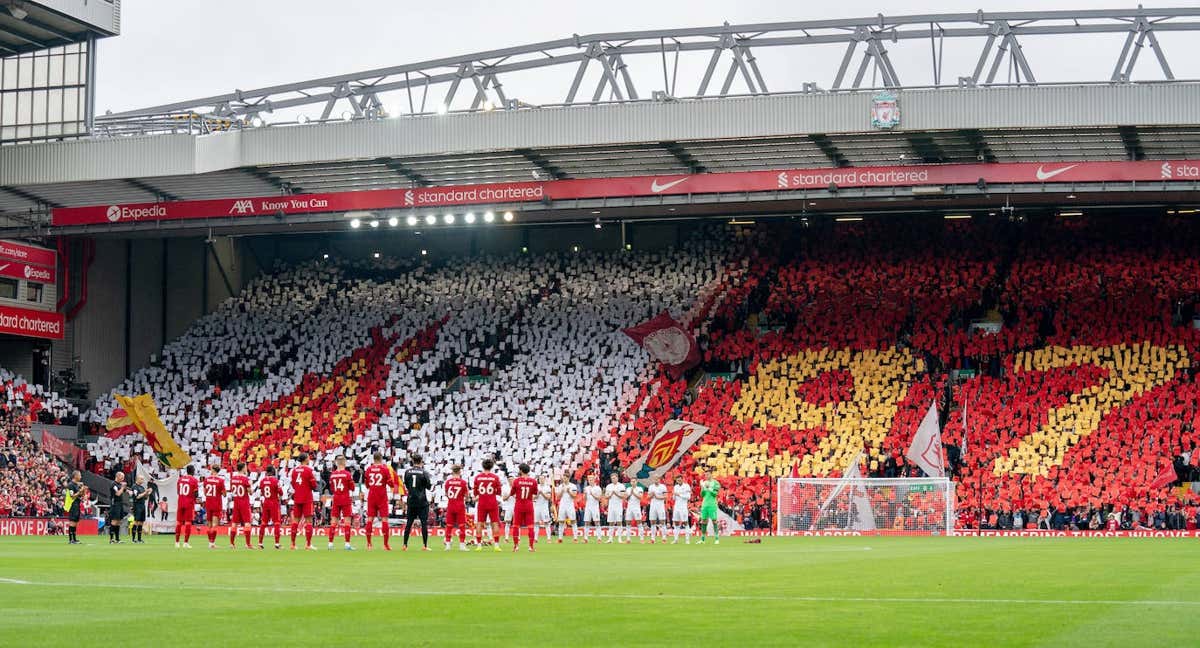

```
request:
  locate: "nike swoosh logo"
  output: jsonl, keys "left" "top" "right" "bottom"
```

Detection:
{"left": 650, "top": 177, "right": 689, "bottom": 193}
{"left": 1035, "top": 164, "right": 1079, "bottom": 181}
{"left": 0, "top": 264, "right": 9, "bottom": 272}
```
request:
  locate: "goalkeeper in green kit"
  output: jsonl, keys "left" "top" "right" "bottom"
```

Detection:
{"left": 697, "top": 471, "right": 720, "bottom": 545}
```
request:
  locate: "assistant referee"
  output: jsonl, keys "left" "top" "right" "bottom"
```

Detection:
{"left": 401, "top": 455, "right": 432, "bottom": 551}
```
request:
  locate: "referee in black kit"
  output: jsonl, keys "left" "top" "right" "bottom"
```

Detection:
{"left": 402, "top": 455, "right": 432, "bottom": 551}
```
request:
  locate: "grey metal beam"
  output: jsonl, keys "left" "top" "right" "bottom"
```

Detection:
{"left": 808, "top": 134, "right": 849, "bottom": 167}
{"left": 376, "top": 158, "right": 431, "bottom": 186}
{"left": 906, "top": 134, "right": 947, "bottom": 163}
{"left": 124, "top": 178, "right": 180, "bottom": 202}
{"left": 959, "top": 129, "right": 997, "bottom": 163}
{"left": 515, "top": 149, "right": 568, "bottom": 180}
{"left": 0, "top": 185, "right": 61, "bottom": 209}
{"left": 661, "top": 141, "right": 707, "bottom": 173}
{"left": 1117, "top": 126, "right": 1145, "bottom": 161}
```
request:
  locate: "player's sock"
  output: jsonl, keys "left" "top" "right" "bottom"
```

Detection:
{"left": 175, "top": 523, "right": 182, "bottom": 542}
{"left": 258, "top": 525, "right": 266, "bottom": 545}
{"left": 289, "top": 522, "right": 298, "bottom": 545}
{"left": 365, "top": 520, "right": 373, "bottom": 546}
{"left": 274, "top": 526, "right": 281, "bottom": 545}
{"left": 513, "top": 529, "right": 520, "bottom": 548}
{"left": 381, "top": 521, "right": 390, "bottom": 548}
{"left": 402, "top": 519, "right": 414, "bottom": 547}
{"left": 183, "top": 523, "right": 192, "bottom": 543}
{"left": 528, "top": 527, "right": 535, "bottom": 549}
{"left": 244, "top": 528, "right": 253, "bottom": 547}
{"left": 327, "top": 524, "right": 335, "bottom": 543}
{"left": 343, "top": 522, "right": 351, "bottom": 543}
{"left": 230, "top": 527, "right": 236, "bottom": 546}
{"left": 420, "top": 521, "right": 429, "bottom": 547}
{"left": 304, "top": 524, "right": 314, "bottom": 546}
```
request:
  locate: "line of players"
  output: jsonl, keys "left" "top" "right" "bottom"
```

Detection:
{"left": 171, "top": 451, "right": 720, "bottom": 552}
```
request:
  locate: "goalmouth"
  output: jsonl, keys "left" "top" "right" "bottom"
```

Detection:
{"left": 776, "top": 477, "right": 956, "bottom": 536}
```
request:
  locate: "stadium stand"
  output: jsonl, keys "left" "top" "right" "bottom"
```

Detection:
{"left": 0, "top": 373, "right": 74, "bottom": 518}
{"left": 79, "top": 214, "right": 1200, "bottom": 530}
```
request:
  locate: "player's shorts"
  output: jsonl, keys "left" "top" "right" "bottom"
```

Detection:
{"left": 176, "top": 502, "right": 195, "bottom": 524}
{"left": 445, "top": 507, "right": 467, "bottom": 528}
{"left": 291, "top": 500, "right": 314, "bottom": 519}
{"left": 625, "top": 506, "right": 643, "bottom": 523}
{"left": 700, "top": 505, "right": 719, "bottom": 520}
{"left": 534, "top": 503, "right": 551, "bottom": 523}
{"left": 502, "top": 505, "right": 514, "bottom": 521}
{"left": 331, "top": 501, "right": 353, "bottom": 519}
{"left": 231, "top": 502, "right": 252, "bottom": 525}
{"left": 512, "top": 507, "right": 535, "bottom": 528}
{"left": 366, "top": 497, "right": 389, "bottom": 519}
{"left": 556, "top": 501, "right": 575, "bottom": 522}
{"left": 260, "top": 504, "right": 281, "bottom": 525}
{"left": 204, "top": 505, "right": 223, "bottom": 522}
{"left": 672, "top": 505, "right": 690, "bottom": 523}
{"left": 583, "top": 504, "right": 601, "bottom": 524}
{"left": 477, "top": 504, "right": 499, "bottom": 524}
{"left": 607, "top": 504, "right": 625, "bottom": 523}
{"left": 648, "top": 503, "right": 667, "bottom": 521}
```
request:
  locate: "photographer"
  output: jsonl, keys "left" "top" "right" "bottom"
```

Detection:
{"left": 107, "top": 471, "right": 127, "bottom": 544}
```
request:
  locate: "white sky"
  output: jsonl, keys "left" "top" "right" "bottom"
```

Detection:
{"left": 94, "top": 0, "right": 1194, "bottom": 115}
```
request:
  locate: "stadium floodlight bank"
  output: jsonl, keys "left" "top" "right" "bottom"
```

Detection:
{"left": 777, "top": 477, "right": 956, "bottom": 536}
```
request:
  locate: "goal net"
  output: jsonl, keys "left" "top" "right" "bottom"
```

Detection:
{"left": 776, "top": 477, "right": 956, "bottom": 535}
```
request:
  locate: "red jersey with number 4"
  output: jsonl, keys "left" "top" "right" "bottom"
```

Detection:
{"left": 177, "top": 475, "right": 199, "bottom": 506}
{"left": 444, "top": 477, "right": 468, "bottom": 512}
{"left": 474, "top": 472, "right": 502, "bottom": 508}
{"left": 258, "top": 476, "right": 281, "bottom": 507}
{"left": 364, "top": 463, "right": 396, "bottom": 502}
{"left": 229, "top": 474, "right": 252, "bottom": 506}
{"left": 329, "top": 469, "right": 354, "bottom": 506}
{"left": 290, "top": 465, "right": 317, "bottom": 504}
{"left": 202, "top": 475, "right": 225, "bottom": 509}
{"left": 511, "top": 476, "right": 538, "bottom": 512}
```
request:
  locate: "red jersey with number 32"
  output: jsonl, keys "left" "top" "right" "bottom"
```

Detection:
{"left": 364, "top": 463, "right": 395, "bottom": 501}
{"left": 177, "top": 475, "right": 199, "bottom": 505}
{"left": 258, "top": 476, "right": 281, "bottom": 507}
{"left": 444, "top": 477, "right": 468, "bottom": 512}
{"left": 511, "top": 476, "right": 538, "bottom": 512}
{"left": 202, "top": 475, "right": 225, "bottom": 507}
{"left": 474, "top": 472, "right": 501, "bottom": 508}
{"left": 290, "top": 465, "right": 317, "bottom": 504}
{"left": 329, "top": 469, "right": 354, "bottom": 506}
{"left": 229, "top": 474, "right": 251, "bottom": 506}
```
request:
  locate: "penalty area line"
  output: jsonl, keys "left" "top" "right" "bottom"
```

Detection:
{"left": 0, "top": 579, "right": 1196, "bottom": 607}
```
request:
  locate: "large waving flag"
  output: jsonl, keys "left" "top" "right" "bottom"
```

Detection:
{"left": 106, "top": 393, "right": 191, "bottom": 469}
{"left": 624, "top": 419, "right": 709, "bottom": 484}
{"left": 622, "top": 311, "right": 700, "bottom": 379}
{"left": 104, "top": 408, "right": 139, "bottom": 439}
{"left": 906, "top": 401, "right": 945, "bottom": 478}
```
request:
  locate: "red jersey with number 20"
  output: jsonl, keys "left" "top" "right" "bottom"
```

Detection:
{"left": 444, "top": 477, "right": 468, "bottom": 512}
{"left": 290, "top": 465, "right": 317, "bottom": 504}
{"left": 473, "top": 472, "right": 502, "bottom": 509}
{"left": 511, "top": 475, "right": 538, "bottom": 512}
{"left": 229, "top": 474, "right": 252, "bottom": 506}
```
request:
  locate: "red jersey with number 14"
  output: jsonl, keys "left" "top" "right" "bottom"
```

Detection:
{"left": 473, "top": 472, "right": 502, "bottom": 508}
{"left": 329, "top": 469, "right": 354, "bottom": 506}
{"left": 511, "top": 475, "right": 538, "bottom": 512}
{"left": 444, "top": 477, "right": 468, "bottom": 512}
{"left": 363, "top": 463, "right": 396, "bottom": 502}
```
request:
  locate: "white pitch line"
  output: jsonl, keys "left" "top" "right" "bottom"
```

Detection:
{"left": 0, "top": 579, "right": 1195, "bottom": 607}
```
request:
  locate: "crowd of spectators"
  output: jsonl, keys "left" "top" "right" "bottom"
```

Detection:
{"left": 0, "top": 414, "right": 68, "bottom": 517}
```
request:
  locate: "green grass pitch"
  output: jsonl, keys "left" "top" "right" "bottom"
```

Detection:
{"left": 1, "top": 534, "right": 1198, "bottom": 646}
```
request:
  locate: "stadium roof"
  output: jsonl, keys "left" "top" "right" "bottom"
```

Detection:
{"left": 0, "top": 0, "right": 120, "bottom": 55}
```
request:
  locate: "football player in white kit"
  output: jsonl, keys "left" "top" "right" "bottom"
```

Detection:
{"left": 646, "top": 476, "right": 669, "bottom": 543}
{"left": 534, "top": 474, "right": 554, "bottom": 541}
{"left": 554, "top": 476, "right": 578, "bottom": 543}
{"left": 603, "top": 474, "right": 627, "bottom": 544}
{"left": 671, "top": 474, "right": 693, "bottom": 544}
{"left": 625, "top": 481, "right": 645, "bottom": 543}
{"left": 499, "top": 473, "right": 515, "bottom": 542}
{"left": 583, "top": 474, "right": 603, "bottom": 543}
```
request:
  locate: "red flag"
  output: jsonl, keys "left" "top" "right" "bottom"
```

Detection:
{"left": 622, "top": 311, "right": 700, "bottom": 379}
{"left": 104, "top": 407, "right": 139, "bottom": 439}
{"left": 1150, "top": 463, "right": 1178, "bottom": 490}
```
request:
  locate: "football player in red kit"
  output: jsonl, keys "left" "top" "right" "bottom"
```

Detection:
{"left": 202, "top": 462, "right": 226, "bottom": 549}
{"left": 228, "top": 462, "right": 254, "bottom": 549}
{"left": 473, "top": 458, "right": 503, "bottom": 551}
{"left": 362, "top": 452, "right": 397, "bottom": 551}
{"left": 289, "top": 452, "right": 319, "bottom": 550}
{"left": 257, "top": 466, "right": 283, "bottom": 549}
{"left": 442, "top": 464, "right": 470, "bottom": 551}
{"left": 175, "top": 464, "right": 199, "bottom": 548}
{"left": 510, "top": 463, "right": 539, "bottom": 552}
{"left": 327, "top": 455, "right": 356, "bottom": 550}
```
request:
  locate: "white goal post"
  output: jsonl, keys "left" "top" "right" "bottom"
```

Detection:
{"left": 776, "top": 477, "right": 956, "bottom": 535}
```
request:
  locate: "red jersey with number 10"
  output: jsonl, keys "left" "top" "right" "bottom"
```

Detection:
{"left": 329, "top": 469, "right": 354, "bottom": 506}
{"left": 229, "top": 474, "right": 252, "bottom": 505}
{"left": 290, "top": 465, "right": 317, "bottom": 504}
{"left": 363, "top": 463, "right": 396, "bottom": 501}
{"left": 177, "top": 475, "right": 199, "bottom": 505}
{"left": 511, "top": 475, "right": 538, "bottom": 512}
{"left": 444, "top": 477, "right": 468, "bottom": 512}
{"left": 473, "top": 472, "right": 502, "bottom": 508}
